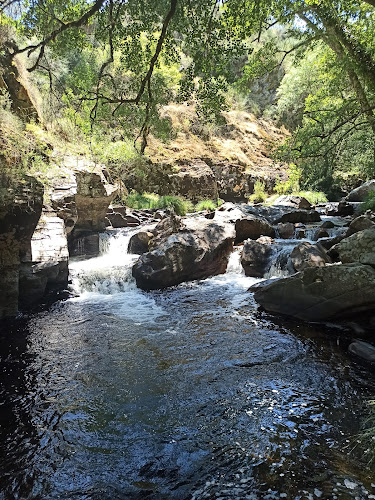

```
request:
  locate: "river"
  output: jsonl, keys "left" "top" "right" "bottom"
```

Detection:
{"left": 0, "top": 227, "right": 374, "bottom": 499}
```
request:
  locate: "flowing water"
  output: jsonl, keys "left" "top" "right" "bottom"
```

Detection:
{"left": 0, "top": 228, "right": 374, "bottom": 499}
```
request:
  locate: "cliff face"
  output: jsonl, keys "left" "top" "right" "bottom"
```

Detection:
{"left": 0, "top": 174, "right": 44, "bottom": 318}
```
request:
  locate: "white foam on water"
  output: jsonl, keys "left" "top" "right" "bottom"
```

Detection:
{"left": 68, "top": 227, "right": 166, "bottom": 323}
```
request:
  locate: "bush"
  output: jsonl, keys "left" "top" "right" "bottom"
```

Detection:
{"left": 249, "top": 180, "right": 268, "bottom": 203}
{"left": 125, "top": 192, "right": 193, "bottom": 215}
{"left": 293, "top": 190, "right": 328, "bottom": 205}
{"left": 195, "top": 199, "right": 220, "bottom": 211}
{"left": 275, "top": 163, "right": 302, "bottom": 195}
{"left": 362, "top": 192, "right": 375, "bottom": 212}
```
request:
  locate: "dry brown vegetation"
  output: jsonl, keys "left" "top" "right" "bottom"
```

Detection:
{"left": 147, "top": 103, "right": 289, "bottom": 178}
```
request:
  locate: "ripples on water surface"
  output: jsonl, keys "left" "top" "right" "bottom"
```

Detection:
{"left": 0, "top": 228, "right": 374, "bottom": 499}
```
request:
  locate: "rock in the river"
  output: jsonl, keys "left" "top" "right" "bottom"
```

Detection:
{"left": 241, "top": 239, "right": 273, "bottom": 278}
{"left": 277, "top": 222, "right": 295, "bottom": 239}
{"left": 348, "top": 340, "right": 375, "bottom": 364}
{"left": 289, "top": 242, "right": 331, "bottom": 272}
{"left": 132, "top": 217, "right": 235, "bottom": 290}
{"left": 74, "top": 170, "right": 118, "bottom": 232}
{"left": 346, "top": 215, "right": 375, "bottom": 236}
{"left": 128, "top": 231, "right": 154, "bottom": 255}
{"left": 313, "top": 228, "right": 330, "bottom": 241}
{"left": 235, "top": 215, "right": 275, "bottom": 243}
{"left": 272, "top": 195, "right": 312, "bottom": 210}
{"left": 253, "top": 263, "right": 375, "bottom": 321}
{"left": 347, "top": 180, "right": 375, "bottom": 202}
{"left": 331, "top": 226, "right": 375, "bottom": 266}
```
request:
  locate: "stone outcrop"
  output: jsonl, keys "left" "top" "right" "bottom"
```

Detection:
{"left": 346, "top": 180, "right": 375, "bottom": 202}
{"left": 18, "top": 211, "right": 69, "bottom": 309}
{"left": 168, "top": 161, "right": 218, "bottom": 202}
{"left": 277, "top": 222, "right": 294, "bottom": 239}
{"left": 241, "top": 239, "right": 272, "bottom": 278}
{"left": 0, "top": 174, "right": 43, "bottom": 318}
{"left": 73, "top": 169, "right": 118, "bottom": 233}
{"left": 331, "top": 226, "right": 375, "bottom": 266}
{"left": 289, "top": 242, "right": 331, "bottom": 272}
{"left": 253, "top": 263, "right": 375, "bottom": 321}
{"left": 132, "top": 217, "right": 235, "bottom": 290}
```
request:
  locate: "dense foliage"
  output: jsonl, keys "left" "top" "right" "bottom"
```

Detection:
{"left": 1, "top": 0, "right": 375, "bottom": 195}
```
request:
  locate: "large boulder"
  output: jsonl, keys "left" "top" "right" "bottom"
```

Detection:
{"left": 346, "top": 180, "right": 375, "bottom": 202}
{"left": 235, "top": 215, "right": 275, "bottom": 243}
{"left": 241, "top": 239, "right": 273, "bottom": 278}
{"left": 0, "top": 174, "right": 43, "bottom": 318}
{"left": 277, "top": 222, "right": 294, "bottom": 239}
{"left": 253, "top": 263, "right": 375, "bottom": 321}
{"left": 346, "top": 215, "right": 375, "bottom": 237}
{"left": 128, "top": 231, "right": 154, "bottom": 255}
{"left": 132, "top": 217, "right": 235, "bottom": 290}
{"left": 331, "top": 226, "right": 375, "bottom": 266}
{"left": 289, "top": 242, "right": 331, "bottom": 272}
{"left": 272, "top": 195, "right": 311, "bottom": 210}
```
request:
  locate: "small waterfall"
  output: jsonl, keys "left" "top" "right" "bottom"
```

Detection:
{"left": 264, "top": 242, "right": 295, "bottom": 279}
{"left": 226, "top": 247, "right": 244, "bottom": 275}
{"left": 70, "top": 228, "right": 140, "bottom": 295}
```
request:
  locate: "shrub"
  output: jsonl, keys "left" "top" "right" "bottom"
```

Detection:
{"left": 294, "top": 190, "right": 328, "bottom": 205}
{"left": 125, "top": 192, "right": 193, "bottom": 215}
{"left": 249, "top": 180, "right": 268, "bottom": 203}
{"left": 275, "top": 163, "right": 302, "bottom": 195}
{"left": 158, "top": 195, "right": 193, "bottom": 215}
{"left": 362, "top": 192, "right": 375, "bottom": 212}
{"left": 195, "top": 199, "right": 219, "bottom": 211}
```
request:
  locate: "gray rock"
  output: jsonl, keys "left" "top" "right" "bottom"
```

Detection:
{"left": 235, "top": 215, "right": 275, "bottom": 243}
{"left": 346, "top": 215, "right": 375, "bottom": 236}
{"left": 289, "top": 241, "right": 331, "bottom": 272}
{"left": 253, "top": 263, "right": 375, "bottom": 321}
{"left": 241, "top": 239, "right": 273, "bottom": 278}
{"left": 128, "top": 231, "right": 154, "bottom": 255}
{"left": 277, "top": 222, "right": 295, "bottom": 239}
{"left": 272, "top": 195, "right": 312, "bottom": 210}
{"left": 313, "top": 228, "right": 330, "bottom": 241}
{"left": 332, "top": 226, "right": 375, "bottom": 266}
{"left": 347, "top": 180, "right": 375, "bottom": 202}
{"left": 321, "top": 220, "right": 335, "bottom": 229}
{"left": 348, "top": 341, "right": 375, "bottom": 364}
{"left": 132, "top": 217, "right": 235, "bottom": 290}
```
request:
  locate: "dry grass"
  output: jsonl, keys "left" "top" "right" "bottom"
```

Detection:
{"left": 147, "top": 103, "right": 289, "bottom": 179}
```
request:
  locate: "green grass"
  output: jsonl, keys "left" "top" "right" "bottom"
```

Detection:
{"left": 195, "top": 199, "right": 222, "bottom": 211}
{"left": 125, "top": 192, "right": 193, "bottom": 216}
{"left": 249, "top": 180, "right": 268, "bottom": 204}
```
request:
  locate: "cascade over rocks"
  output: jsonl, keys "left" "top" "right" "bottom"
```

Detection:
{"left": 253, "top": 264, "right": 375, "bottom": 321}
{"left": 289, "top": 242, "right": 331, "bottom": 272}
{"left": 132, "top": 216, "right": 235, "bottom": 290}
{"left": 246, "top": 205, "right": 321, "bottom": 225}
